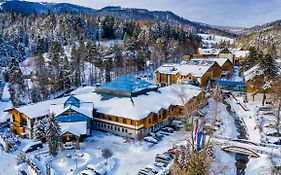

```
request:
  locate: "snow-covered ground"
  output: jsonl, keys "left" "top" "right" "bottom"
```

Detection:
{"left": 9, "top": 130, "right": 188, "bottom": 175}
{"left": 226, "top": 93, "right": 278, "bottom": 174}
{"left": 81, "top": 131, "right": 187, "bottom": 175}
{"left": 204, "top": 98, "right": 237, "bottom": 175}
{"left": 198, "top": 33, "right": 234, "bottom": 48}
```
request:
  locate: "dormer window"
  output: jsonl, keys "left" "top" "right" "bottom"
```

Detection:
{"left": 64, "top": 95, "right": 80, "bottom": 108}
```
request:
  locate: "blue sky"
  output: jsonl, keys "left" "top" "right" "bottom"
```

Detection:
{"left": 28, "top": 0, "right": 281, "bottom": 27}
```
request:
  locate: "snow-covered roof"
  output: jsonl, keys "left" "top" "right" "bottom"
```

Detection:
{"left": 50, "top": 103, "right": 93, "bottom": 118}
{"left": 198, "top": 48, "right": 219, "bottom": 55}
{"left": 11, "top": 97, "right": 69, "bottom": 119}
{"left": 232, "top": 50, "right": 249, "bottom": 58}
{"left": 60, "top": 121, "right": 87, "bottom": 136}
{"left": 70, "top": 86, "right": 96, "bottom": 95}
{"left": 156, "top": 63, "right": 212, "bottom": 77}
{"left": 243, "top": 65, "right": 263, "bottom": 82}
{"left": 189, "top": 58, "right": 231, "bottom": 67}
{"left": 6, "top": 85, "right": 202, "bottom": 121}
{"left": 86, "top": 84, "right": 201, "bottom": 120}
{"left": 96, "top": 76, "right": 158, "bottom": 96}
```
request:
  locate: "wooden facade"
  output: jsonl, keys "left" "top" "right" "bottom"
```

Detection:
{"left": 93, "top": 91, "right": 207, "bottom": 138}
{"left": 155, "top": 68, "right": 214, "bottom": 87}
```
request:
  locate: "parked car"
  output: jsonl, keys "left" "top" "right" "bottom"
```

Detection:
{"left": 22, "top": 141, "right": 43, "bottom": 153}
{"left": 149, "top": 133, "right": 162, "bottom": 141}
{"left": 163, "top": 152, "right": 174, "bottom": 159}
{"left": 80, "top": 170, "right": 97, "bottom": 175}
{"left": 63, "top": 142, "right": 76, "bottom": 150}
{"left": 167, "top": 148, "right": 175, "bottom": 155}
{"left": 86, "top": 164, "right": 106, "bottom": 175}
{"left": 161, "top": 127, "right": 174, "bottom": 133}
{"left": 154, "top": 162, "right": 167, "bottom": 168}
{"left": 144, "top": 166, "right": 159, "bottom": 174}
{"left": 158, "top": 131, "right": 170, "bottom": 136}
{"left": 171, "top": 120, "right": 184, "bottom": 130}
{"left": 156, "top": 153, "right": 173, "bottom": 161}
{"left": 144, "top": 137, "right": 158, "bottom": 144}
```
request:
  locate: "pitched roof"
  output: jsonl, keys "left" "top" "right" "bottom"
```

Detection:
{"left": 7, "top": 84, "right": 202, "bottom": 121}
{"left": 156, "top": 63, "right": 212, "bottom": 77}
{"left": 60, "top": 121, "right": 87, "bottom": 136}
{"left": 190, "top": 58, "right": 231, "bottom": 67}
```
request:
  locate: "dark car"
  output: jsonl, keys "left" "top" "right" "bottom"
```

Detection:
{"left": 22, "top": 141, "right": 43, "bottom": 153}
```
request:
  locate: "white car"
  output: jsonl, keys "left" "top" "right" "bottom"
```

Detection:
{"left": 86, "top": 164, "right": 107, "bottom": 175}
{"left": 80, "top": 170, "right": 97, "bottom": 175}
{"left": 63, "top": 142, "right": 76, "bottom": 150}
{"left": 144, "top": 136, "right": 158, "bottom": 144}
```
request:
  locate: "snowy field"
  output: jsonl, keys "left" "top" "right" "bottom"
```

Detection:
{"left": 198, "top": 33, "right": 234, "bottom": 48}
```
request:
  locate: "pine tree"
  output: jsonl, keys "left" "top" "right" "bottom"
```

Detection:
{"left": 7, "top": 57, "right": 26, "bottom": 107}
{"left": 32, "top": 119, "right": 46, "bottom": 142}
{"left": 71, "top": 45, "right": 81, "bottom": 87}
{"left": 46, "top": 113, "right": 61, "bottom": 156}
{"left": 86, "top": 41, "right": 99, "bottom": 85}
{"left": 61, "top": 56, "right": 71, "bottom": 93}
{"left": 259, "top": 54, "right": 278, "bottom": 79}
{"left": 31, "top": 86, "right": 42, "bottom": 103}
{"left": 48, "top": 41, "right": 64, "bottom": 90}
{"left": 35, "top": 50, "right": 49, "bottom": 100}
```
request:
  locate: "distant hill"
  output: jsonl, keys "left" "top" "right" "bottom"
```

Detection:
{"left": 235, "top": 20, "right": 281, "bottom": 57}
{"left": 0, "top": 1, "right": 236, "bottom": 37}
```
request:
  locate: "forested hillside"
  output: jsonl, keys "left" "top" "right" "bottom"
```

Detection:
{"left": 235, "top": 20, "right": 281, "bottom": 57}
{"left": 0, "top": 11, "right": 201, "bottom": 106}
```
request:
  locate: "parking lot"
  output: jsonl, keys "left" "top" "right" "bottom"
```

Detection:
{"left": 79, "top": 129, "right": 188, "bottom": 175}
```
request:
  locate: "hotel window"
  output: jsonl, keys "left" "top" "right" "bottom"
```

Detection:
{"left": 122, "top": 128, "right": 124, "bottom": 132}
{"left": 123, "top": 118, "right": 126, "bottom": 124}
{"left": 148, "top": 118, "right": 151, "bottom": 124}
{"left": 115, "top": 126, "right": 117, "bottom": 130}
{"left": 125, "top": 129, "right": 128, "bottom": 133}
{"left": 109, "top": 117, "right": 112, "bottom": 121}
{"left": 130, "top": 120, "right": 134, "bottom": 125}
{"left": 118, "top": 128, "right": 120, "bottom": 131}
{"left": 115, "top": 117, "right": 118, "bottom": 122}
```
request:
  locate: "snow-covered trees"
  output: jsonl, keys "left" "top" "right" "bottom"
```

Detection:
{"left": 32, "top": 119, "right": 47, "bottom": 142}
{"left": 101, "top": 148, "right": 113, "bottom": 165}
{"left": 34, "top": 50, "right": 49, "bottom": 100}
{"left": 7, "top": 57, "right": 26, "bottom": 107}
{"left": 272, "top": 78, "right": 281, "bottom": 137}
{"left": 46, "top": 113, "right": 61, "bottom": 156}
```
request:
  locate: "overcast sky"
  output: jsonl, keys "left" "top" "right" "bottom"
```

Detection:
{"left": 28, "top": 0, "right": 281, "bottom": 27}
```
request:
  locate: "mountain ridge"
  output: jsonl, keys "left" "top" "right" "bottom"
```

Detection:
{"left": 0, "top": 0, "right": 236, "bottom": 37}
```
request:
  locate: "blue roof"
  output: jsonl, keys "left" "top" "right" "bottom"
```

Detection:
{"left": 97, "top": 76, "right": 158, "bottom": 97}
{"left": 211, "top": 79, "right": 246, "bottom": 87}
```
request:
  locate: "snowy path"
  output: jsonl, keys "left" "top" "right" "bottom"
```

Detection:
{"left": 204, "top": 98, "right": 238, "bottom": 175}
{"left": 226, "top": 96, "right": 261, "bottom": 142}
{"left": 226, "top": 95, "right": 274, "bottom": 175}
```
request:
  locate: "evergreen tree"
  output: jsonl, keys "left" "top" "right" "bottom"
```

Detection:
{"left": 7, "top": 57, "right": 26, "bottom": 107}
{"left": 31, "top": 86, "right": 42, "bottom": 103}
{"left": 46, "top": 113, "right": 61, "bottom": 156}
{"left": 32, "top": 119, "right": 46, "bottom": 142}
{"left": 34, "top": 50, "right": 49, "bottom": 100}
{"left": 48, "top": 41, "right": 64, "bottom": 90}
{"left": 86, "top": 41, "right": 99, "bottom": 85}
{"left": 71, "top": 45, "right": 81, "bottom": 87}
{"left": 259, "top": 54, "right": 278, "bottom": 79}
{"left": 61, "top": 56, "right": 71, "bottom": 92}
